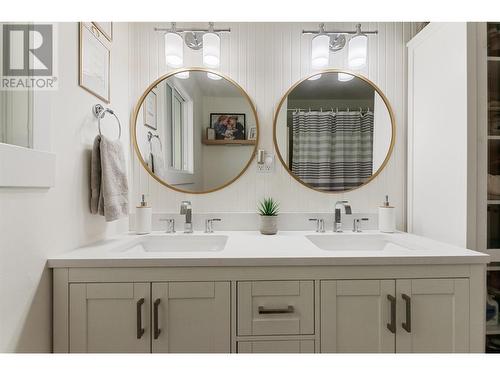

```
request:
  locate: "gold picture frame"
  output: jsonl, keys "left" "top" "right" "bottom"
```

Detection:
{"left": 272, "top": 68, "right": 396, "bottom": 194}
{"left": 143, "top": 89, "right": 157, "bottom": 130}
{"left": 92, "top": 22, "right": 113, "bottom": 42}
{"left": 79, "top": 23, "right": 111, "bottom": 103}
{"left": 131, "top": 67, "right": 260, "bottom": 195}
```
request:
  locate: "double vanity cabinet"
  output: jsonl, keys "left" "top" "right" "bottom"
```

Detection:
{"left": 50, "top": 232, "right": 488, "bottom": 353}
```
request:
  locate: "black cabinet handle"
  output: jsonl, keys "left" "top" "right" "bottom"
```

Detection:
{"left": 153, "top": 298, "right": 161, "bottom": 339}
{"left": 258, "top": 305, "right": 295, "bottom": 314}
{"left": 136, "top": 298, "right": 145, "bottom": 339}
{"left": 402, "top": 294, "right": 411, "bottom": 333}
{"left": 387, "top": 294, "right": 396, "bottom": 334}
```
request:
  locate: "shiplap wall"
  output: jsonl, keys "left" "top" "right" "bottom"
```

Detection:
{"left": 130, "top": 23, "right": 417, "bottom": 229}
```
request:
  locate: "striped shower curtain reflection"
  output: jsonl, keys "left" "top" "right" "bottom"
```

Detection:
{"left": 291, "top": 111, "right": 374, "bottom": 191}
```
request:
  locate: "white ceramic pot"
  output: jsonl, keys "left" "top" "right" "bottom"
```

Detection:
{"left": 260, "top": 215, "right": 278, "bottom": 235}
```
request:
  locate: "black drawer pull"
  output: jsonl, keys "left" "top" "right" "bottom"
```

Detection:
{"left": 402, "top": 294, "right": 412, "bottom": 333}
{"left": 258, "top": 305, "right": 295, "bottom": 314}
{"left": 387, "top": 294, "right": 396, "bottom": 334}
{"left": 136, "top": 298, "right": 145, "bottom": 339}
{"left": 153, "top": 298, "right": 161, "bottom": 339}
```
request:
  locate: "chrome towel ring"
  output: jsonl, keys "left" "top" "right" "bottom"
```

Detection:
{"left": 147, "top": 131, "right": 162, "bottom": 151}
{"left": 93, "top": 104, "right": 122, "bottom": 140}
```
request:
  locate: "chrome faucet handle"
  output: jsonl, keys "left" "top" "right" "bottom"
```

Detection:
{"left": 205, "top": 218, "right": 222, "bottom": 233}
{"left": 160, "top": 218, "right": 176, "bottom": 233}
{"left": 309, "top": 218, "right": 325, "bottom": 233}
{"left": 180, "top": 200, "right": 192, "bottom": 214}
{"left": 353, "top": 217, "right": 369, "bottom": 233}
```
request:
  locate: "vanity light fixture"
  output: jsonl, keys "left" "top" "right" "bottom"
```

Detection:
{"left": 311, "top": 24, "right": 330, "bottom": 69}
{"left": 164, "top": 23, "right": 184, "bottom": 68}
{"left": 303, "top": 23, "right": 377, "bottom": 70}
{"left": 203, "top": 22, "right": 220, "bottom": 68}
{"left": 155, "top": 23, "right": 230, "bottom": 70}
{"left": 348, "top": 24, "right": 368, "bottom": 68}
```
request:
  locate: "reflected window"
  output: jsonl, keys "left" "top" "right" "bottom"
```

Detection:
{"left": 168, "top": 84, "right": 192, "bottom": 173}
{"left": 171, "top": 87, "right": 185, "bottom": 170}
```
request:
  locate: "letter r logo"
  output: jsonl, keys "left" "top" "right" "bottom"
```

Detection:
{"left": 3, "top": 24, "right": 53, "bottom": 76}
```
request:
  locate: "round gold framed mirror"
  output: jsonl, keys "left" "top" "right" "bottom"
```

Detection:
{"left": 273, "top": 69, "right": 395, "bottom": 193}
{"left": 131, "top": 68, "right": 259, "bottom": 194}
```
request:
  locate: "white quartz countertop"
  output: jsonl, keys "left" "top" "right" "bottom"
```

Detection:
{"left": 47, "top": 230, "right": 489, "bottom": 268}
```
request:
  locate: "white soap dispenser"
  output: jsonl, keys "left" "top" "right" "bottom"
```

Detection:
{"left": 378, "top": 195, "right": 396, "bottom": 233}
{"left": 136, "top": 194, "right": 152, "bottom": 234}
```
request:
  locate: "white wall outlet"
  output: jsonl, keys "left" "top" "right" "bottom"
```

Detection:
{"left": 257, "top": 153, "right": 274, "bottom": 173}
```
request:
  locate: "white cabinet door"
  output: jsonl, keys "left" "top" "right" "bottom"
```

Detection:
{"left": 151, "top": 281, "right": 230, "bottom": 353}
{"left": 69, "top": 283, "right": 150, "bottom": 353}
{"left": 321, "top": 280, "right": 396, "bottom": 353}
{"left": 237, "top": 340, "right": 315, "bottom": 353}
{"left": 396, "top": 278, "right": 470, "bottom": 353}
{"left": 407, "top": 22, "right": 476, "bottom": 248}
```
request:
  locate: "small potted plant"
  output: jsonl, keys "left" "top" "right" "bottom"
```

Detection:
{"left": 258, "top": 197, "right": 279, "bottom": 235}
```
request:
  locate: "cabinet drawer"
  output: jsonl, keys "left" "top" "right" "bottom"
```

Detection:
{"left": 237, "top": 340, "right": 315, "bottom": 353}
{"left": 237, "top": 281, "right": 314, "bottom": 336}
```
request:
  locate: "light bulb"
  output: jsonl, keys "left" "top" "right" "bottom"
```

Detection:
{"left": 207, "top": 72, "right": 222, "bottom": 80}
{"left": 165, "top": 32, "right": 183, "bottom": 68}
{"left": 338, "top": 72, "right": 354, "bottom": 82}
{"left": 311, "top": 34, "right": 329, "bottom": 69}
{"left": 203, "top": 32, "right": 220, "bottom": 68}
{"left": 348, "top": 33, "right": 367, "bottom": 68}
{"left": 175, "top": 71, "right": 189, "bottom": 79}
{"left": 308, "top": 74, "right": 322, "bottom": 81}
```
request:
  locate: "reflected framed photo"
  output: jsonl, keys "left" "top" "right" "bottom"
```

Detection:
{"left": 79, "top": 23, "right": 110, "bottom": 103}
{"left": 210, "top": 113, "right": 246, "bottom": 140}
{"left": 92, "top": 22, "right": 113, "bottom": 42}
{"left": 144, "top": 89, "right": 157, "bottom": 130}
{"left": 248, "top": 127, "right": 257, "bottom": 141}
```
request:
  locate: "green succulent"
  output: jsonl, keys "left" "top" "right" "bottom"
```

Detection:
{"left": 258, "top": 197, "right": 280, "bottom": 216}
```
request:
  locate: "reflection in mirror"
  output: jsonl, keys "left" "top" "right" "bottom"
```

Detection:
{"left": 274, "top": 71, "right": 394, "bottom": 193}
{"left": 0, "top": 24, "right": 34, "bottom": 148}
{"left": 0, "top": 90, "right": 33, "bottom": 148}
{"left": 134, "top": 69, "right": 258, "bottom": 193}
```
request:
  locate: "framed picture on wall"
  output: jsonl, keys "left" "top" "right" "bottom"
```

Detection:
{"left": 210, "top": 113, "right": 246, "bottom": 140}
{"left": 92, "top": 22, "right": 113, "bottom": 42}
{"left": 79, "top": 23, "right": 110, "bottom": 103}
{"left": 248, "top": 127, "right": 257, "bottom": 140}
{"left": 143, "top": 89, "right": 157, "bottom": 130}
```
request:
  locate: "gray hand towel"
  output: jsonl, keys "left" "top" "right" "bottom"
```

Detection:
{"left": 90, "top": 135, "right": 129, "bottom": 222}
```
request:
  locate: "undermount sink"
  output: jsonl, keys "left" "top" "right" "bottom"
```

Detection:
{"left": 122, "top": 235, "right": 228, "bottom": 252}
{"left": 306, "top": 234, "right": 410, "bottom": 252}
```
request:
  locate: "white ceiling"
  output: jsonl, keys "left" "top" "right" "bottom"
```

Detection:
{"left": 167, "top": 71, "right": 243, "bottom": 98}
{"left": 288, "top": 72, "right": 375, "bottom": 101}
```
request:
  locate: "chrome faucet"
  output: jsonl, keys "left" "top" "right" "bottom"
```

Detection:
{"left": 180, "top": 201, "right": 193, "bottom": 233}
{"left": 205, "top": 218, "right": 222, "bottom": 233}
{"left": 334, "top": 200, "right": 352, "bottom": 232}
